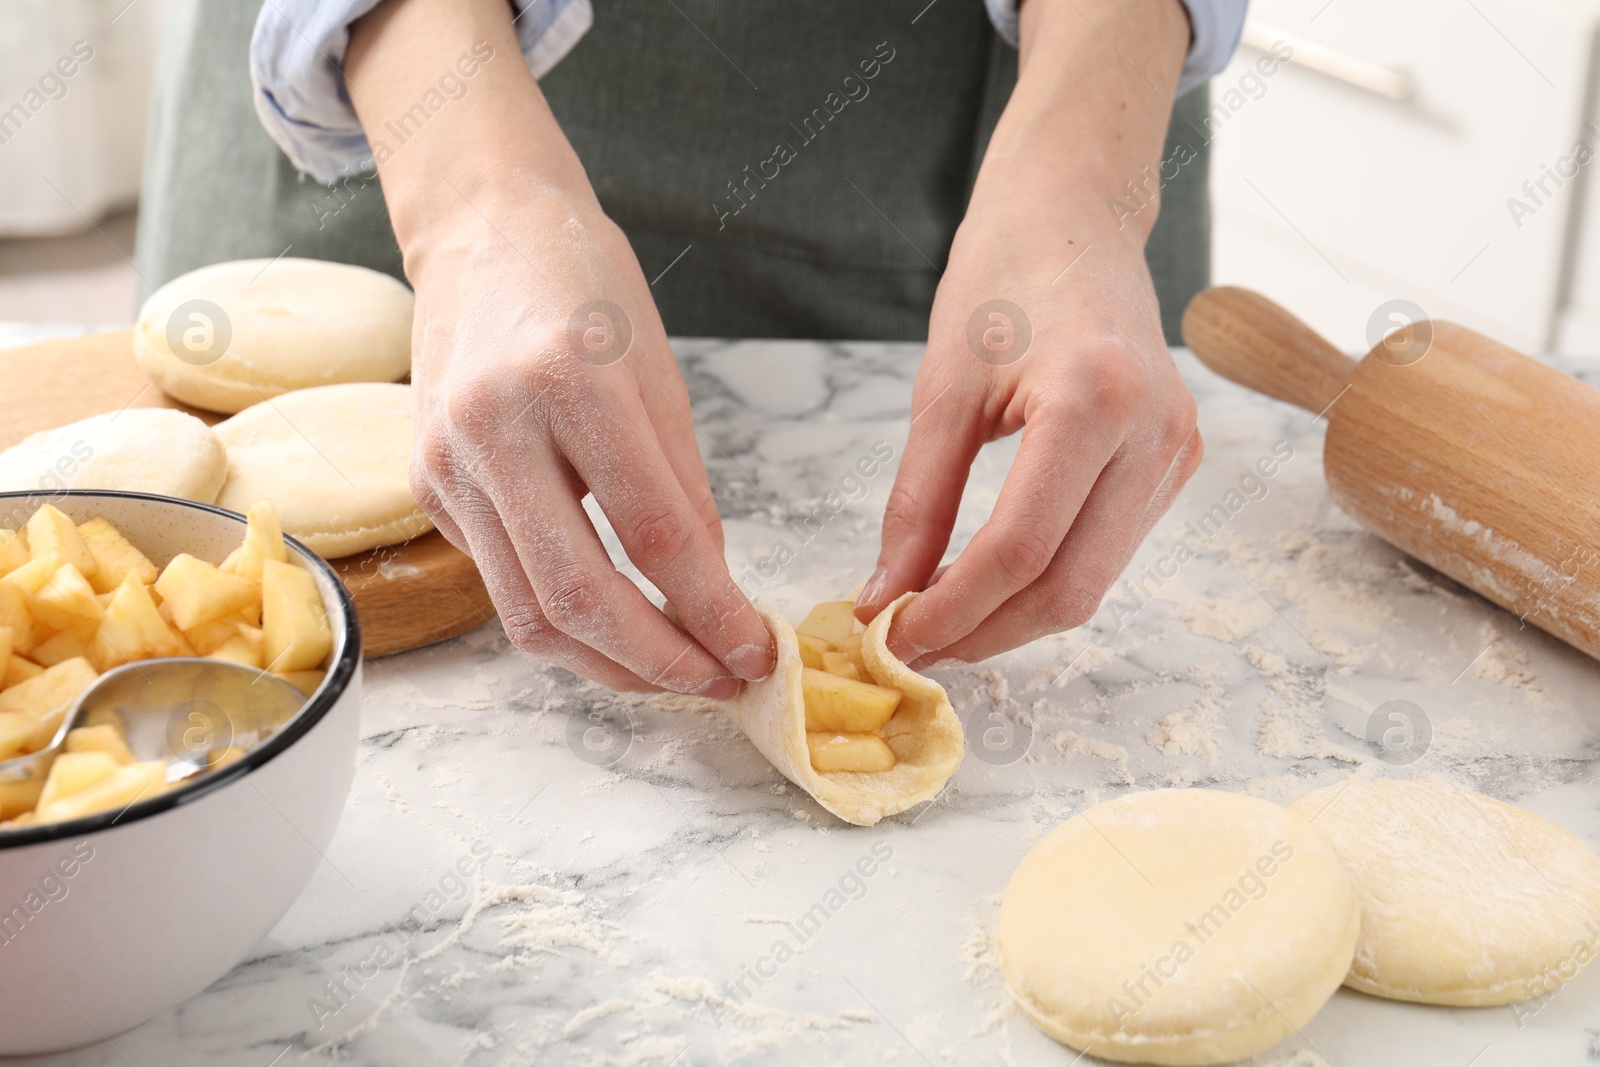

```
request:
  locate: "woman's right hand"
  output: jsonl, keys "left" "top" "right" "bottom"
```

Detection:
{"left": 348, "top": 0, "right": 774, "bottom": 696}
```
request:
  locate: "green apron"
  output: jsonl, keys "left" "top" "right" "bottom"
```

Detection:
{"left": 137, "top": 0, "right": 1210, "bottom": 344}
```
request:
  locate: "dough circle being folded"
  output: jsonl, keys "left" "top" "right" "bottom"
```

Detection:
{"left": 725, "top": 593, "right": 963, "bottom": 826}
{"left": 134, "top": 257, "right": 413, "bottom": 414}
{"left": 0, "top": 408, "right": 226, "bottom": 503}
{"left": 213, "top": 382, "right": 432, "bottom": 559}
{"left": 997, "top": 789, "right": 1359, "bottom": 1066}
{"left": 1289, "top": 779, "right": 1600, "bottom": 1006}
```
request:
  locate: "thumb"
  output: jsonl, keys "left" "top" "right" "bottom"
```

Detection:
{"left": 856, "top": 378, "right": 984, "bottom": 623}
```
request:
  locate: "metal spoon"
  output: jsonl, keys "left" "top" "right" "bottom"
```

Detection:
{"left": 0, "top": 658, "right": 307, "bottom": 786}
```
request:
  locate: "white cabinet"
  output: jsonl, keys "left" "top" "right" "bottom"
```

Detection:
{"left": 1210, "top": 0, "right": 1600, "bottom": 355}
{"left": 0, "top": 0, "right": 166, "bottom": 237}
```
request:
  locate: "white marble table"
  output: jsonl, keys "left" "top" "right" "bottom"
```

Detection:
{"left": 11, "top": 331, "right": 1600, "bottom": 1067}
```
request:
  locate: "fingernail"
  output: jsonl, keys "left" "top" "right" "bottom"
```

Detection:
{"left": 697, "top": 676, "right": 742, "bottom": 700}
{"left": 726, "top": 642, "right": 774, "bottom": 681}
{"left": 858, "top": 566, "right": 888, "bottom": 609}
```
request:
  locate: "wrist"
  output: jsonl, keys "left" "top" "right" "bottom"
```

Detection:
{"left": 959, "top": 170, "right": 1152, "bottom": 273}
{"left": 384, "top": 142, "right": 596, "bottom": 283}
{"left": 344, "top": 0, "right": 597, "bottom": 278}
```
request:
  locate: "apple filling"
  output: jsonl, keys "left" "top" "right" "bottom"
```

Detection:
{"left": 795, "top": 601, "right": 904, "bottom": 773}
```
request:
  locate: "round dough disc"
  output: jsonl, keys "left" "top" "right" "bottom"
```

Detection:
{"left": 1289, "top": 779, "right": 1600, "bottom": 1006}
{"left": 134, "top": 258, "right": 413, "bottom": 414}
{"left": 213, "top": 382, "right": 431, "bottom": 558}
{"left": 997, "top": 789, "right": 1358, "bottom": 1066}
{"left": 0, "top": 408, "right": 226, "bottom": 503}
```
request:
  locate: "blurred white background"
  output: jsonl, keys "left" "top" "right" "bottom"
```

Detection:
{"left": 0, "top": 0, "right": 1595, "bottom": 354}
{"left": 0, "top": 0, "right": 165, "bottom": 328}
{"left": 1213, "top": 0, "right": 1600, "bottom": 356}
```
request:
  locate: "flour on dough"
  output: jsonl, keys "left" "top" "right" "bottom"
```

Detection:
{"left": 0, "top": 408, "right": 226, "bottom": 503}
{"left": 1290, "top": 778, "right": 1600, "bottom": 1006}
{"left": 997, "top": 789, "right": 1358, "bottom": 1066}
{"left": 214, "top": 382, "right": 431, "bottom": 558}
{"left": 134, "top": 258, "right": 413, "bottom": 414}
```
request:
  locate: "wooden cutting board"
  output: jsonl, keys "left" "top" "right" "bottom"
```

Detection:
{"left": 0, "top": 330, "right": 495, "bottom": 658}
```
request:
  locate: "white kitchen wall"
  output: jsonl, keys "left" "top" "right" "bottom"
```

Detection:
{"left": 1211, "top": 0, "right": 1600, "bottom": 356}
{"left": 0, "top": 0, "right": 168, "bottom": 236}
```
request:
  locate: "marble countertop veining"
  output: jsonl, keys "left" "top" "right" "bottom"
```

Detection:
{"left": 11, "top": 330, "right": 1600, "bottom": 1067}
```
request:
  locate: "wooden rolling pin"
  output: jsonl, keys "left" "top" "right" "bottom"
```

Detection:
{"left": 1182, "top": 286, "right": 1600, "bottom": 663}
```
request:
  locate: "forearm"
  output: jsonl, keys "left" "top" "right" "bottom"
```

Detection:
{"left": 345, "top": 0, "right": 594, "bottom": 271}
{"left": 970, "top": 0, "right": 1190, "bottom": 246}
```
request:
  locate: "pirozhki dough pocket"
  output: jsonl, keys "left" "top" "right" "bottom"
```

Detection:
{"left": 723, "top": 592, "right": 962, "bottom": 826}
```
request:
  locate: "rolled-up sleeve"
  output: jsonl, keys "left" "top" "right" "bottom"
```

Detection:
{"left": 249, "top": 0, "right": 593, "bottom": 184}
{"left": 982, "top": 0, "right": 1248, "bottom": 98}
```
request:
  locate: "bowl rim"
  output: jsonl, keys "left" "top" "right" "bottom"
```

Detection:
{"left": 0, "top": 489, "right": 361, "bottom": 850}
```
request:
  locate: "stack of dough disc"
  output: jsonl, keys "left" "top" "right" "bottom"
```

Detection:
{"left": 133, "top": 258, "right": 413, "bottom": 414}
{"left": 0, "top": 258, "right": 428, "bottom": 560}
{"left": 999, "top": 781, "right": 1600, "bottom": 1064}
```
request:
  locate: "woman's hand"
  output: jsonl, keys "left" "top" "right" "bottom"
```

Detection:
{"left": 856, "top": 208, "right": 1202, "bottom": 666}
{"left": 855, "top": 0, "right": 1200, "bottom": 666}
{"left": 348, "top": 0, "right": 774, "bottom": 695}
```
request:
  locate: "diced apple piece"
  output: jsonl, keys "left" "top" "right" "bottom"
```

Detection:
{"left": 220, "top": 502, "right": 288, "bottom": 584}
{"left": 207, "top": 746, "right": 245, "bottom": 770}
{"left": 28, "top": 563, "right": 104, "bottom": 631}
{"left": 93, "top": 577, "right": 192, "bottom": 669}
{"left": 275, "top": 669, "right": 325, "bottom": 697}
{"left": 0, "top": 557, "right": 52, "bottom": 596}
{"left": 800, "top": 667, "right": 902, "bottom": 732}
{"left": 796, "top": 601, "right": 856, "bottom": 645}
{"left": 820, "top": 649, "right": 862, "bottom": 681}
{"left": 64, "top": 723, "right": 135, "bottom": 765}
{"left": 261, "top": 560, "right": 331, "bottom": 672}
{"left": 0, "top": 710, "right": 35, "bottom": 760}
{"left": 181, "top": 612, "right": 254, "bottom": 655}
{"left": 833, "top": 632, "right": 868, "bottom": 674}
{"left": 0, "top": 625, "right": 9, "bottom": 682}
{"left": 0, "top": 777, "right": 43, "bottom": 820}
{"left": 77, "top": 517, "right": 158, "bottom": 594}
{"left": 0, "top": 584, "right": 38, "bottom": 654}
{"left": 796, "top": 633, "right": 829, "bottom": 671}
{"left": 31, "top": 626, "right": 94, "bottom": 668}
{"left": 0, "top": 529, "right": 27, "bottom": 577}
{"left": 34, "top": 760, "right": 166, "bottom": 824}
{"left": 208, "top": 626, "right": 263, "bottom": 669}
{"left": 0, "top": 657, "right": 99, "bottom": 734}
{"left": 2, "top": 655, "right": 43, "bottom": 687}
{"left": 154, "top": 554, "right": 259, "bottom": 630}
{"left": 25, "top": 505, "right": 96, "bottom": 577}
{"left": 37, "top": 750, "right": 119, "bottom": 809}
{"left": 806, "top": 731, "right": 896, "bottom": 773}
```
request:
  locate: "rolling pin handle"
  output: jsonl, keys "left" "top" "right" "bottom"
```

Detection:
{"left": 1180, "top": 286, "right": 1360, "bottom": 416}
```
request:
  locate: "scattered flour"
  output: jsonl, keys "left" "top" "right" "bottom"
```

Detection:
{"left": 1044, "top": 731, "right": 1133, "bottom": 785}
{"left": 1255, "top": 698, "right": 1366, "bottom": 765}
{"left": 1048, "top": 641, "right": 1119, "bottom": 686}
{"left": 1161, "top": 585, "right": 1276, "bottom": 642}
{"left": 1241, "top": 644, "right": 1289, "bottom": 677}
{"left": 491, "top": 881, "right": 631, "bottom": 967}
{"left": 1145, "top": 698, "right": 1228, "bottom": 763}
{"left": 1472, "top": 621, "right": 1539, "bottom": 689}
{"left": 563, "top": 999, "right": 633, "bottom": 1037}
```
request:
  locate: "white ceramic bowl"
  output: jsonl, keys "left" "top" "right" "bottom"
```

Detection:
{"left": 0, "top": 490, "right": 361, "bottom": 1055}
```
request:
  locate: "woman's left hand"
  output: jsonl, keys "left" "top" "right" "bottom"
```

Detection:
{"left": 855, "top": 199, "right": 1202, "bottom": 667}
